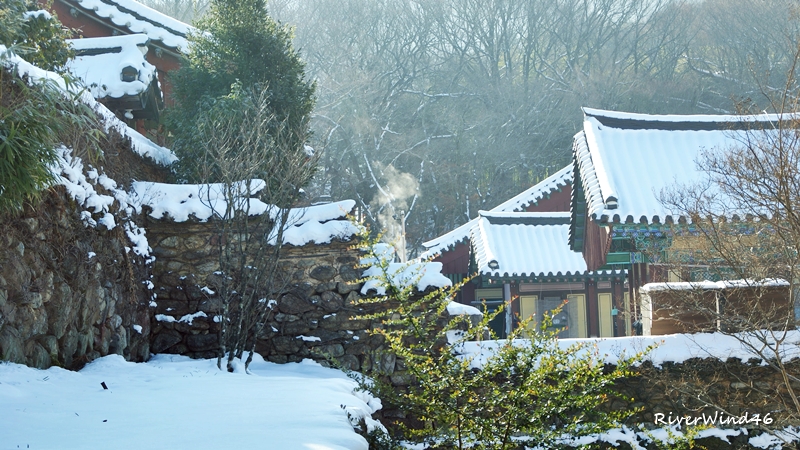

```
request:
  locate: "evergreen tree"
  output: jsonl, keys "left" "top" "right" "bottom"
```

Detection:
{"left": 0, "top": 0, "right": 87, "bottom": 213}
{"left": 0, "top": 0, "right": 73, "bottom": 72}
{"left": 166, "top": 0, "right": 315, "bottom": 182}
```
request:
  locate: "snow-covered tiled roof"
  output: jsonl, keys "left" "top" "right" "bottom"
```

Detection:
{"left": 1, "top": 44, "right": 176, "bottom": 166}
{"left": 575, "top": 107, "right": 791, "bottom": 225}
{"left": 64, "top": 0, "right": 192, "bottom": 52}
{"left": 67, "top": 34, "right": 157, "bottom": 100}
{"left": 420, "top": 219, "right": 475, "bottom": 258}
{"left": 470, "top": 211, "right": 589, "bottom": 278}
{"left": 421, "top": 165, "right": 573, "bottom": 257}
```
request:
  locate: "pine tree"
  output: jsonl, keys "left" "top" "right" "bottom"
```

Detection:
{"left": 166, "top": 0, "right": 315, "bottom": 182}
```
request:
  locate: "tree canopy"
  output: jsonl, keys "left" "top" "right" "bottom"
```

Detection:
{"left": 166, "top": 0, "right": 315, "bottom": 182}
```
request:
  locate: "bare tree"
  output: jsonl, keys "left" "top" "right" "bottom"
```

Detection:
{"left": 194, "top": 85, "right": 319, "bottom": 372}
{"left": 266, "top": 0, "right": 800, "bottom": 256}
{"left": 654, "top": 44, "right": 800, "bottom": 442}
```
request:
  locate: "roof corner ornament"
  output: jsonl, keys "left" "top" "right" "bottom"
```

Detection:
{"left": 120, "top": 65, "right": 139, "bottom": 82}
{"left": 605, "top": 197, "right": 618, "bottom": 210}
{"left": 488, "top": 260, "right": 499, "bottom": 270}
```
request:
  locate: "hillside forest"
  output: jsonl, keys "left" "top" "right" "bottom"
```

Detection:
{"left": 142, "top": 0, "right": 800, "bottom": 255}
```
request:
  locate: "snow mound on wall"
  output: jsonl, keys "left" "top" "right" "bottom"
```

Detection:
{"left": 129, "top": 180, "right": 269, "bottom": 222}
{"left": 130, "top": 181, "right": 361, "bottom": 245}
{"left": 458, "top": 330, "right": 800, "bottom": 369}
{"left": 52, "top": 146, "right": 153, "bottom": 260}
{"left": 641, "top": 279, "right": 789, "bottom": 292}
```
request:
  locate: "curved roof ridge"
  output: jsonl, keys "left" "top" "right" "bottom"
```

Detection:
{"left": 422, "top": 166, "right": 573, "bottom": 256}
{"left": 479, "top": 211, "right": 571, "bottom": 219}
{"left": 572, "top": 130, "right": 606, "bottom": 221}
{"left": 492, "top": 164, "right": 572, "bottom": 212}
{"left": 582, "top": 107, "right": 794, "bottom": 126}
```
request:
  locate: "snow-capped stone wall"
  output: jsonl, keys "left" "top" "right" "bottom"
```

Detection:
{"left": 0, "top": 187, "right": 152, "bottom": 369}
{"left": 144, "top": 221, "right": 377, "bottom": 370}
{"left": 143, "top": 220, "right": 459, "bottom": 379}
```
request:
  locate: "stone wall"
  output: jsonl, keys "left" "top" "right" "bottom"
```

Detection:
{"left": 0, "top": 188, "right": 152, "bottom": 369}
{"left": 145, "top": 220, "right": 404, "bottom": 374}
{"left": 614, "top": 358, "right": 800, "bottom": 429}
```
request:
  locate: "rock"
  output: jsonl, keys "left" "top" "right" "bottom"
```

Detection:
{"left": 342, "top": 318, "right": 371, "bottom": 330}
{"left": 151, "top": 330, "right": 183, "bottom": 353}
{"left": 281, "top": 320, "right": 315, "bottom": 335}
{"left": 185, "top": 333, "right": 218, "bottom": 352}
{"left": 16, "top": 304, "right": 48, "bottom": 337}
{"left": 338, "top": 265, "right": 359, "bottom": 282}
{"left": 275, "top": 313, "right": 300, "bottom": 323}
{"left": 109, "top": 314, "right": 123, "bottom": 330}
{"left": 36, "top": 335, "right": 59, "bottom": 358}
{"left": 336, "top": 282, "right": 360, "bottom": 295}
{"left": 310, "top": 265, "right": 337, "bottom": 282}
{"left": 22, "top": 218, "right": 38, "bottom": 233}
{"left": 272, "top": 336, "right": 303, "bottom": 354}
{"left": 184, "top": 235, "right": 208, "bottom": 250}
{"left": 155, "top": 300, "right": 190, "bottom": 316}
{"left": 158, "top": 236, "right": 179, "bottom": 248}
{"left": 268, "top": 354, "right": 288, "bottom": 364}
{"left": 376, "top": 352, "right": 396, "bottom": 374}
{"left": 309, "top": 330, "right": 342, "bottom": 343}
{"left": 315, "top": 282, "right": 338, "bottom": 294}
{"left": 310, "top": 343, "right": 345, "bottom": 358}
{"left": 278, "top": 292, "right": 314, "bottom": 315}
{"left": 319, "top": 291, "right": 344, "bottom": 312}
{"left": 345, "top": 343, "right": 367, "bottom": 355}
{"left": 336, "top": 355, "right": 361, "bottom": 371}
{"left": 754, "top": 381, "right": 771, "bottom": 391}
{"left": 319, "top": 313, "right": 346, "bottom": 330}
{"left": 360, "top": 354, "right": 373, "bottom": 372}
{"left": 390, "top": 371, "right": 413, "bottom": 386}
{"left": 336, "top": 254, "right": 358, "bottom": 265}
{"left": 344, "top": 291, "right": 360, "bottom": 305}
{"left": 198, "top": 297, "right": 224, "bottom": 314}
{"left": 0, "top": 326, "right": 26, "bottom": 364}
{"left": 25, "top": 340, "right": 51, "bottom": 369}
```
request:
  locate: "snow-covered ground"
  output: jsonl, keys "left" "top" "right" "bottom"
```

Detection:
{"left": 0, "top": 354, "right": 380, "bottom": 450}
